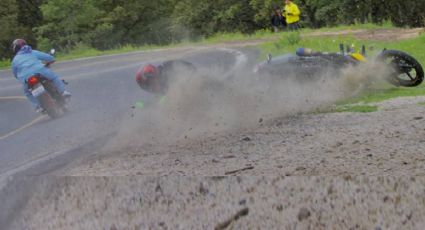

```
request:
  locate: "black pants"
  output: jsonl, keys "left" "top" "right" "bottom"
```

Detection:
{"left": 287, "top": 22, "right": 299, "bottom": 31}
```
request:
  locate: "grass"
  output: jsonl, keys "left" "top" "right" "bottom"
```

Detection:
{"left": 341, "top": 86, "right": 425, "bottom": 104}
{"left": 0, "top": 59, "right": 9, "bottom": 69}
{"left": 333, "top": 105, "right": 378, "bottom": 113}
{"left": 202, "top": 21, "right": 396, "bottom": 43}
{"left": 300, "top": 21, "right": 395, "bottom": 33}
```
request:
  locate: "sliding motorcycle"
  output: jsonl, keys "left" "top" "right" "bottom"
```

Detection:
{"left": 254, "top": 44, "right": 424, "bottom": 87}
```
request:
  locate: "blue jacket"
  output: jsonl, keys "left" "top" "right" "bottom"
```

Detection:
{"left": 12, "top": 45, "right": 55, "bottom": 83}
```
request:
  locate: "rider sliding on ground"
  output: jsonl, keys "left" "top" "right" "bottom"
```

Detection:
{"left": 135, "top": 60, "right": 196, "bottom": 94}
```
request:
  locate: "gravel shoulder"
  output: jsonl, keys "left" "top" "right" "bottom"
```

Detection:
{"left": 9, "top": 176, "right": 425, "bottom": 229}
{"left": 64, "top": 96, "right": 425, "bottom": 177}
{"left": 9, "top": 97, "right": 421, "bottom": 229}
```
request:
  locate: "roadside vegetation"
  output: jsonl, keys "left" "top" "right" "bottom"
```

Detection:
{"left": 333, "top": 105, "right": 378, "bottom": 113}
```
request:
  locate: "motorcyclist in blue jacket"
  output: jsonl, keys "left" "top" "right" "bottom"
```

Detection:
{"left": 11, "top": 39, "right": 71, "bottom": 113}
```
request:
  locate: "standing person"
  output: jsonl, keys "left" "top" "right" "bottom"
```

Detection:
{"left": 283, "top": 0, "right": 301, "bottom": 30}
{"left": 270, "top": 6, "right": 286, "bottom": 32}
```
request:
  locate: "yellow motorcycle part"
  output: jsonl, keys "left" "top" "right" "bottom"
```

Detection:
{"left": 349, "top": 53, "right": 366, "bottom": 62}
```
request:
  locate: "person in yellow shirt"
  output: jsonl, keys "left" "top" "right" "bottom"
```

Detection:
{"left": 283, "top": 0, "right": 301, "bottom": 30}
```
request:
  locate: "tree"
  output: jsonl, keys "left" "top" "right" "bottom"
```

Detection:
{"left": 386, "top": 0, "right": 425, "bottom": 27}
{"left": 36, "top": 0, "right": 104, "bottom": 50}
{"left": 172, "top": 0, "right": 259, "bottom": 39}
{"left": 0, "top": 0, "right": 43, "bottom": 60}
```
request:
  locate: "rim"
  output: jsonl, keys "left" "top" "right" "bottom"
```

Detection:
{"left": 384, "top": 55, "right": 419, "bottom": 83}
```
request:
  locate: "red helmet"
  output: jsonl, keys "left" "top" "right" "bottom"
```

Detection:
{"left": 136, "top": 64, "right": 158, "bottom": 82}
{"left": 12, "top": 39, "right": 27, "bottom": 54}
{"left": 142, "top": 64, "right": 158, "bottom": 78}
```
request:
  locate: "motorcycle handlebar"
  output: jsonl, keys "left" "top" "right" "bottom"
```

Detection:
{"left": 44, "top": 61, "right": 55, "bottom": 68}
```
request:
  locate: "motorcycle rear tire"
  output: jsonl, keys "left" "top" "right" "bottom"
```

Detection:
{"left": 39, "top": 93, "right": 61, "bottom": 119}
{"left": 379, "top": 50, "right": 424, "bottom": 87}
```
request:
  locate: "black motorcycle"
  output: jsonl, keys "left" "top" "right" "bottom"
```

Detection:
{"left": 254, "top": 44, "right": 424, "bottom": 87}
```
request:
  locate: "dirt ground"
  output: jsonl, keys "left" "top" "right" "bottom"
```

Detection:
{"left": 6, "top": 28, "right": 425, "bottom": 229}
{"left": 63, "top": 96, "right": 425, "bottom": 177}
{"left": 10, "top": 97, "right": 425, "bottom": 229}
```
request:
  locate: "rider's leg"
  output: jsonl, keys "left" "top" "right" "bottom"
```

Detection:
{"left": 23, "top": 84, "right": 41, "bottom": 109}
{"left": 37, "top": 67, "right": 66, "bottom": 93}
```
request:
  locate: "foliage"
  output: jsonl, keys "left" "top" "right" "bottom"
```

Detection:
{"left": 333, "top": 104, "right": 378, "bottom": 113}
{"left": 0, "top": 0, "right": 424, "bottom": 60}
{"left": 0, "top": 0, "right": 42, "bottom": 59}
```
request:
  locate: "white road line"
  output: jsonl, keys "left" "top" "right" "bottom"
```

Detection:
{"left": 0, "top": 77, "right": 14, "bottom": 82}
{"left": 0, "top": 96, "right": 25, "bottom": 100}
{"left": 0, "top": 147, "right": 72, "bottom": 180}
{"left": 0, "top": 115, "right": 45, "bottom": 141}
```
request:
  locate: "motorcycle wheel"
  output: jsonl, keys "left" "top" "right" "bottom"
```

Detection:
{"left": 378, "top": 50, "right": 424, "bottom": 87}
{"left": 39, "top": 92, "right": 61, "bottom": 118}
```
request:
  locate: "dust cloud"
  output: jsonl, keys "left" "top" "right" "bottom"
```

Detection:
{"left": 108, "top": 59, "right": 390, "bottom": 150}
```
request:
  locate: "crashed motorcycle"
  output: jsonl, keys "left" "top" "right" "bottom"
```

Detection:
{"left": 254, "top": 44, "right": 424, "bottom": 87}
{"left": 26, "top": 51, "right": 70, "bottom": 118}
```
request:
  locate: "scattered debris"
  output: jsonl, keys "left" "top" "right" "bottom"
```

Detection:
{"left": 199, "top": 183, "right": 209, "bottom": 195}
{"left": 222, "top": 155, "right": 236, "bottom": 159}
{"left": 276, "top": 204, "right": 283, "bottom": 212}
{"left": 239, "top": 199, "right": 247, "bottom": 205}
{"left": 215, "top": 207, "right": 249, "bottom": 230}
{"left": 242, "top": 137, "right": 251, "bottom": 141}
{"left": 155, "top": 184, "right": 163, "bottom": 193}
{"left": 297, "top": 207, "right": 311, "bottom": 221}
{"left": 295, "top": 166, "right": 306, "bottom": 171}
{"left": 225, "top": 166, "right": 254, "bottom": 175}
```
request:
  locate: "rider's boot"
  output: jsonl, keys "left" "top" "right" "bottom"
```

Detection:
{"left": 62, "top": 90, "right": 71, "bottom": 98}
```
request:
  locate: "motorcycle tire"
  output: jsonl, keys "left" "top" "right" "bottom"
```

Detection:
{"left": 39, "top": 93, "right": 61, "bottom": 119}
{"left": 378, "top": 50, "right": 424, "bottom": 87}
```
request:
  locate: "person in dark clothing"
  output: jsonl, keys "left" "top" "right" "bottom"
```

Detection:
{"left": 271, "top": 6, "right": 286, "bottom": 32}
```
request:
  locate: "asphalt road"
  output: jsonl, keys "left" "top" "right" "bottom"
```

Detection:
{"left": 0, "top": 46, "right": 245, "bottom": 177}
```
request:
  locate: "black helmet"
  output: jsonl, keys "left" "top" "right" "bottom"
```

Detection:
{"left": 12, "top": 39, "right": 27, "bottom": 54}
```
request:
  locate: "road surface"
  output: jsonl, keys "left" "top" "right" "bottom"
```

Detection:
{"left": 0, "top": 46, "right": 247, "bottom": 178}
